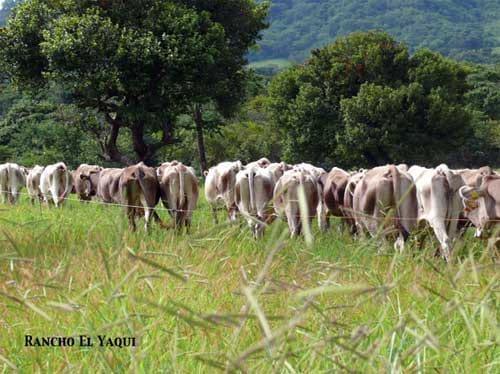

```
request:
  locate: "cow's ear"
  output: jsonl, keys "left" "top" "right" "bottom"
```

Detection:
{"left": 156, "top": 168, "right": 162, "bottom": 177}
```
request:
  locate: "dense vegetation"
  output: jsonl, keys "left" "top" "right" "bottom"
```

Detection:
{"left": 1, "top": 194, "right": 497, "bottom": 371}
{"left": 255, "top": 0, "right": 500, "bottom": 64}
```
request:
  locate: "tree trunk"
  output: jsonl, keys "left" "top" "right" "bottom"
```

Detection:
{"left": 103, "top": 113, "right": 133, "bottom": 165}
{"left": 131, "top": 122, "right": 149, "bottom": 163}
{"left": 193, "top": 104, "right": 208, "bottom": 173}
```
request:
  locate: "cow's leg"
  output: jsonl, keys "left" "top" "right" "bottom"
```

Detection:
{"left": 127, "top": 207, "right": 137, "bottom": 231}
{"left": 144, "top": 208, "right": 153, "bottom": 232}
{"left": 11, "top": 188, "right": 21, "bottom": 204}
{"left": 211, "top": 206, "right": 219, "bottom": 224}
{"left": 228, "top": 203, "right": 238, "bottom": 223}
{"left": 0, "top": 188, "right": 7, "bottom": 204}
{"left": 8, "top": 188, "right": 14, "bottom": 204}
{"left": 317, "top": 201, "right": 328, "bottom": 232}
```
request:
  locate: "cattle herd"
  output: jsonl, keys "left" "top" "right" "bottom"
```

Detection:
{"left": 0, "top": 159, "right": 498, "bottom": 261}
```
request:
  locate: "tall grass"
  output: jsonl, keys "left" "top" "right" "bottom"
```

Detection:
{"left": 0, "top": 195, "right": 498, "bottom": 372}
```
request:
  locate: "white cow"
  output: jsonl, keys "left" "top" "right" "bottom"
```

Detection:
{"left": 26, "top": 165, "right": 45, "bottom": 204}
{"left": 273, "top": 169, "right": 320, "bottom": 237}
{"left": 204, "top": 161, "right": 244, "bottom": 223}
{"left": 408, "top": 164, "right": 465, "bottom": 260}
{"left": 235, "top": 166, "right": 275, "bottom": 238}
{"left": 39, "top": 162, "right": 72, "bottom": 207}
{"left": 292, "top": 163, "right": 328, "bottom": 231}
{"left": 0, "top": 163, "right": 27, "bottom": 204}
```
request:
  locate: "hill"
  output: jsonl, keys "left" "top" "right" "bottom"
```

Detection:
{"left": 253, "top": 0, "right": 500, "bottom": 64}
{"left": 1, "top": 1, "right": 499, "bottom": 65}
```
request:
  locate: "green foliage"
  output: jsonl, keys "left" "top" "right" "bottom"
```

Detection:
{"left": 0, "top": 0, "right": 268, "bottom": 163}
{"left": 0, "top": 88, "right": 103, "bottom": 167}
{"left": 267, "top": 31, "right": 489, "bottom": 168}
{"left": 255, "top": 0, "right": 500, "bottom": 64}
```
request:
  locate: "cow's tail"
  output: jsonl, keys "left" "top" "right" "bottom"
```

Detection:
{"left": 436, "top": 164, "right": 453, "bottom": 221}
{"left": 249, "top": 169, "right": 256, "bottom": 212}
{"left": 389, "top": 165, "right": 402, "bottom": 226}
{"left": 5, "top": 164, "right": 11, "bottom": 193}
{"left": 178, "top": 166, "right": 185, "bottom": 208}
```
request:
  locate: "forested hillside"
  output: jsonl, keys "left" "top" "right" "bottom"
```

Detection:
{"left": 255, "top": 0, "right": 500, "bottom": 64}
{"left": 2, "top": 0, "right": 499, "bottom": 64}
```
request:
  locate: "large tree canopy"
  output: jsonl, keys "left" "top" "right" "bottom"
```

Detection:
{"left": 267, "top": 31, "right": 476, "bottom": 168}
{"left": 0, "top": 0, "right": 267, "bottom": 164}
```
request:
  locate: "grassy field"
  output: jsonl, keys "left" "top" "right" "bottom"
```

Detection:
{"left": 0, "top": 194, "right": 498, "bottom": 372}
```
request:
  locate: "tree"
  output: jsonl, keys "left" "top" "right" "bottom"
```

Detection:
{"left": 0, "top": 0, "right": 267, "bottom": 165}
{"left": 0, "top": 89, "right": 103, "bottom": 167}
{"left": 267, "top": 31, "right": 476, "bottom": 167}
{"left": 267, "top": 31, "right": 410, "bottom": 167}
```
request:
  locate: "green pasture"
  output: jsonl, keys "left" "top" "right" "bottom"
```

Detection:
{"left": 0, "top": 195, "right": 498, "bottom": 372}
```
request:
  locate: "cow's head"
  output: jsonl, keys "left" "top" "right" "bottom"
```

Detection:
{"left": 459, "top": 185, "right": 485, "bottom": 232}
{"left": 233, "top": 161, "right": 243, "bottom": 172}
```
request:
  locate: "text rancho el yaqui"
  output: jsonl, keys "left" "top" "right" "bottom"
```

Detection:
{"left": 25, "top": 335, "right": 137, "bottom": 348}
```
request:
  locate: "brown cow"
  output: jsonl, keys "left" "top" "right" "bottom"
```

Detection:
{"left": 323, "top": 167, "right": 350, "bottom": 230}
{"left": 119, "top": 163, "right": 161, "bottom": 231}
{"left": 235, "top": 166, "right": 275, "bottom": 238}
{"left": 459, "top": 174, "right": 500, "bottom": 238}
{"left": 157, "top": 161, "right": 198, "bottom": 229}
{"left": 353, "top": 165, "right": 418, "bottom": 251}
{"left": 342, "top": 170, "right": 367, "bottom": 234}
{"left": 73, "top": 164, "right": 102, "bottom": 201}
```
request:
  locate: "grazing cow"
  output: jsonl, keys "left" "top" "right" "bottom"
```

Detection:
{"left": 292, "top": 163, "right": 328, "bottom": 231}
{"left": 408, "top": 164, "right": 465, "bottom": 261}
{"left": 267, "top": 162, "right": 293, "bottom": 184}
{"left": 455, "top": 166, "right": 495, "bottom": 188}
{"left": 157, "top": 161, "right": 198, "bottom": 228}
{"left": 73, "top": 164, "right": 102, "bottom": 201}
{"left": 26, "top": 165, "right": 45, "bottom": 204}
{"left": 459, "top": 175, "right": 500, "bottom": 238}
{"left": 353, "top": 165, "right": 418, "bottom": 251}
{"left": 343, "top": 169, "right": 367, "bottom": 234}
{"left": 119, "top": 162, "right": 161, "bottom": 231}
{"left": 323, "top": 167, "right": 350, "bottom": 230}
{"left": 0, "top": 163, "right": 27, "bottom": 204}
{"left": 273, "top": 169, "right": 320, "bottom": 237}
{"left": 235, "top": 166, "right": 275, "bottom": 238}
{"left": 245, "top": 157, "right": 271, "bottom": 170}
{"left": 97, "top": 168, "right": 123, "bottom": 203}
{"left": 204, "top": 161, "right": 244, "bottom": 223}
{"left": 39, "top": 162, "right": 72, "bottom": 207}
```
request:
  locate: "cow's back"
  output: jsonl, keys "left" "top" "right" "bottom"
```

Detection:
{"left": 97, "top": 168, "right": 123, "bottom": 203}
